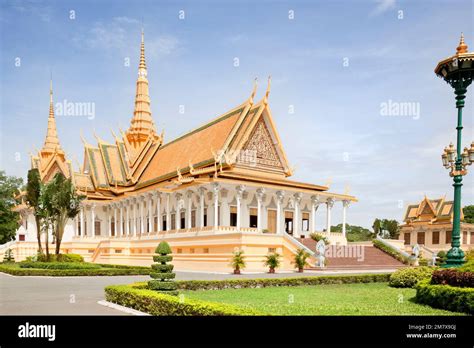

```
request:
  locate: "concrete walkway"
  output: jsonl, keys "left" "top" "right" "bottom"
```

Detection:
{"left": 0, "top": 269, "right": 395, "bottom": 315}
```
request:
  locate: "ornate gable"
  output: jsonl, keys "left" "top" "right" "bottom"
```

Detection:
{"left": 238, "top": 117, "right": 283, "bottom": 171}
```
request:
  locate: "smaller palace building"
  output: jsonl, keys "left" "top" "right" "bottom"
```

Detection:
{"left": 4, "top": 31, "right": 357, "bottom": 272}
{"left": 399, "top": 196, "right": 474, "bottom": 252}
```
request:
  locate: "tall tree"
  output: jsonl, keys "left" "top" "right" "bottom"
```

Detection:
{"left": 0, "top": 171, "right": 23, "bottom": 244}
{"left": 372, "top": 218, "right": 382, "bottom": 236}
{"left": 463, "top": 205, "right": 474, "bottom": 224}
{"left": 26, "top": 169, "right": 43, "bottom": 254}
{"left": 48, "top": 174, "right": 85, "bottom": 254}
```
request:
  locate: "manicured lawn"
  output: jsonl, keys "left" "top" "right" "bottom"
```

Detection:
{"left": 182, "top": 282, "right": 464, "bottom": 315}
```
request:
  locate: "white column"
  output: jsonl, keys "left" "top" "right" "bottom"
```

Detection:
{"left": 175, "top": 193, "right": 182, "bottom": 230}
{"left": 80, "top": 206, "right": 85, "bottom": 238}
{"left": 186, "top": 191, "right": 193, "bottom": 229}
{"left": 236, "top": 185, "right": 245, "bottom": 231}
{"left": 113, "top": 204, "right": 117, "bottom": 237}
{"left": 125, "top": 200, "right": 130, "bottom": 236}
{"left": 293, "top": 193, "right": 302, "bottom": 238}
{"left": 212, "top": 183, "right": 219, "bottom": 227}
{"left": 276, "top": 191, "right": 285, "bottom": 235}
{"left": 133, "top": 199, "right": 138, "bottom": 236}
{"left": 147, "top": 194, "right": 153, "bottom": 233}
{"left": 90, "top": 204, "right": 96, "bottom": 237}
{"left": 155, "top": 192, "right": 161, "bottom": 232}
{"left": 326, "top": 198, "right": 334, "bottom": 234}
{"left": 139, "top": 196, "right": 144, "bottom": 235}
{"left": 166, "top": 193, "right": 171, "bottom": 231}
{"left": 108, "top": 206, "right": 112, "bottom": 237}
{"left": 256, "top": 188, "right": 265, "bottom": 232}
{"left": 199, "top": 187, "right": 205, "bottom": 228}
{"left": 342, "top": 200, "right": 350, "bottom": 237}
{"left": 311, "top": 195, "right": 320, "bottom": 233}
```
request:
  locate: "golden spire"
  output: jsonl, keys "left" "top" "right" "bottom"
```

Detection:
{"left": 126, "top": 29, "right": 158, "bottom": 147}
{"left": 41, "top": 78, "right": 62, "bottom": 154}
{"left": 456, "top": 33, "right": 468, "bottom": 54}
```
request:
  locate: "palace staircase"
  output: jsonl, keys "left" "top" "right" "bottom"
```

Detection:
{"left": 298, "top": 238, "right": 406, "bottom": 270}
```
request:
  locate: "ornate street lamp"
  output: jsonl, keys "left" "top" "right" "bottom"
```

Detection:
{"left": 435, "top": 34, "right": 474, "bottom": 267}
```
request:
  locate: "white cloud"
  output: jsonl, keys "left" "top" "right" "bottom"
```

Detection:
{"left": 369, "top": 0, "right": 397, "bottom": 17}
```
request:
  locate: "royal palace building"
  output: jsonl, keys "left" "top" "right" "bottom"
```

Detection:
{"left": 6, "top": 32, "right": 356, "bottom": 271}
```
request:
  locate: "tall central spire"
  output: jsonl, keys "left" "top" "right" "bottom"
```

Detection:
{"left": 41, "top": 79, "right": 62, "bottom": 154}
{"left": 126, "top": 29, "right": 158, "bottom": 147}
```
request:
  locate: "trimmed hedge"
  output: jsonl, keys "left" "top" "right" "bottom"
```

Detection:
{"left": 26, "top": 253, "right": 85, "bottom": 263}
{"left": 389, "top": 267, "right": 435, "bottom": 288}
{"left": 431, "top": 269, "right": 474, "bottom": 288}
{"left": 105, "top": 285, "right": 261, "bottom": 316}
{"left": 19, "top": 261, "right": 101, "bottom": 270}
{"left": 458, "top": 260, "right": 474, "bottom": 273}
{"left": 0, "top": 264, "right": 151, "bottom": 276}
{"left": 160, "top": 273, "right": 390, "bottom": 291}
{"left": 415, "top": 279, "right": 474, "bottom": 315}
{"left": 372, "top": 239, "right": 410, "bottom": 264}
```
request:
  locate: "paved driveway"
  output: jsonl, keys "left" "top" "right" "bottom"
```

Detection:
{"left": 0, "top": 269, "right": 394, "bottom": 315}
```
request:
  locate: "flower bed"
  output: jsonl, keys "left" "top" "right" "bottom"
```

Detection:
{"left": 105, "top": 285, "right": 261, "bottom": 316}
{"left": 415, "top": 279, "right": 474, "bottom": 315}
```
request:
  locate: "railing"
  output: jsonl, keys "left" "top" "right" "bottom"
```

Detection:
{"left": 375, "top": 236, "right": 411, "bottom": 258}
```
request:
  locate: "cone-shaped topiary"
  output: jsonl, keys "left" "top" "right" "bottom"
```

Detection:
{"left": 3, "top": 249, "right": 15, "bottom": 263}
{"left": 148, "top": 241, "right": 178, "bottom": 296}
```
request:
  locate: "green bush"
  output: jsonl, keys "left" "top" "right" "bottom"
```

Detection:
{"left": 27, "top": 253, "right": 85, "bottom": 263}
{"left": 458, "top": 260, "right": 474, "bottom": 273}
{"left": 105, "top": 285, "right": 261, "bottom": 315}
{"left": 19, "top": 261, "right": 101, "bottom": 270}
{"left": 372, "top": 239, "right": 410, "bottom": 264}
{"left": 0, "top": 263, "right": 151, "bottom": 276}
{"left": 389, "top": 266, "right": 434, "bottom": 288}
{"left": 148, "top": 241, "right": 177, "bottom": 296}
{"left": 464, "top": 249, "right": 474, "bottom": 262}
{"left": 415, "top": 279, "right": 474, "bottom": 315}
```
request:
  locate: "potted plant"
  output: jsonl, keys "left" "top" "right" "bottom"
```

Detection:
{"left": 264, "top": 252, "right": 281, "bottom": 273}
{"left": 293, "top": 248, "right": 310, "bottom": 272}
{"left": 231, "top": 250, "right": 246, "bottom": 275}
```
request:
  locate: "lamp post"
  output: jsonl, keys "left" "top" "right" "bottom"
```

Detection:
{"left": 435, "top": 34, "right": 474, "bottom": 267}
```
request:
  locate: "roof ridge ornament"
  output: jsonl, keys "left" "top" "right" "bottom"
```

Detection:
{"left": 263, "top": 75, "right": 271, "bottom": 105}
{"left": 249, "top": 77, "right": 258, "bottom": 104}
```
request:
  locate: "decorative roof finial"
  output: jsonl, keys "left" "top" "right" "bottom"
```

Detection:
{"left": 41, "top": 76, "right": 62, "bottom": 154}
{"left": 263, "top": 75, "right": 271, "bottom": 105}
{"left": 456, "top": 32, "right": 468, "bottom": 54}
{"left": 249, "top": 77, "right": 258, "bottom": 104}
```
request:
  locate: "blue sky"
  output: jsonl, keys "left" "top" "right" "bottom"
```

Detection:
{"left": 0, "top": 0, "right": 473, "bottom": 229}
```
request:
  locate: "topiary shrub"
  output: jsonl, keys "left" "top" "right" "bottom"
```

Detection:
{"left": 436, "top": 251, "right": 447, "bottom": 266}
{"left": 388, "top": 266, "right": 434, "bottom": 288}
{"left": 3, "top": 249, "right": 15, "bottom": 263}
{"left": 148, "top": 241, "right": 178, "bottom": 296}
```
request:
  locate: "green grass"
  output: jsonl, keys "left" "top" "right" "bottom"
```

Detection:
{"left": 182, "top": 282, "right": 465, "bottom": 315}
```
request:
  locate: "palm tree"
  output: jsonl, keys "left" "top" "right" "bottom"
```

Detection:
{"left": 26, "top": 169, "right": 43, "bottom": 254}
{"left": 293, "top": 248, "right": 310, "bottom": 272}
{"left": 264, "top": 252, "right": 281, "bottom": 273}
{"left": 230, "top": 250, "right": 246, "bottom": 274}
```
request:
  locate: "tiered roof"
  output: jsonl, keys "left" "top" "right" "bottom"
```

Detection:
{"left": 403, "top": 196, "right": 461, "bottom": 225}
